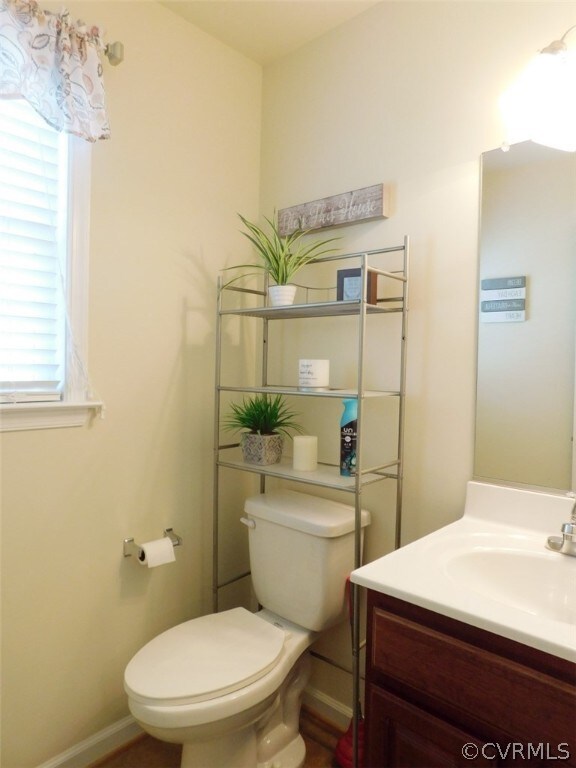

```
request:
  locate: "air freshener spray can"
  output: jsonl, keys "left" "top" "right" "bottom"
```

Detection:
{"left": 340, "top": 398, "right": 358, "bottom": 476}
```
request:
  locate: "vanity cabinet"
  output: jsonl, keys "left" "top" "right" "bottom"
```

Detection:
{"left": 365, "top": 590, "right": 576, "bottom": 767}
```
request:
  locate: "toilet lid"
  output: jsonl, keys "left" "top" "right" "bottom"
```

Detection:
{"left": 124, "top": 608, "right": 286, "bottom": 706}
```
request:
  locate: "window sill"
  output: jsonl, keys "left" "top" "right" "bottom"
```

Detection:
{"left": 0, "top": 401, "right": 104, "bottom": 433}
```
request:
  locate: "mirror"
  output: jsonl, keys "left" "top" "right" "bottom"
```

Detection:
{"left": 475, "top": 141, "right": 576, "bottom": 491}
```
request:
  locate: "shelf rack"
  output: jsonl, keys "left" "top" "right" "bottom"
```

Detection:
{"left": 212, "top": 238, "right": 410, "bottom": 768}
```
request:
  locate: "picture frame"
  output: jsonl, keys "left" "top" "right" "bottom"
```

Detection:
{"left": 336, "top": 268, "right": 378, "bottom": 304}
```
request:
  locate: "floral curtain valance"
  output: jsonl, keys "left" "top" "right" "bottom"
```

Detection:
{"left": 0, "top": 0, "right": 110, "bottom": 141}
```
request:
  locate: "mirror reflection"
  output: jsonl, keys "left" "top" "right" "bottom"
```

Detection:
{"left": 475, "top": 141, "right": 576, "bottom": 491}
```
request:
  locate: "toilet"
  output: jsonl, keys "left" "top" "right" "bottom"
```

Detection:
{"left": 124, "top": 489, "right": 370, "bottom": 768}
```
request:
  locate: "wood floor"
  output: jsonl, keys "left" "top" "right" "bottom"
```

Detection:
{"left": 90, "top": 708, "right": 343, "bottom": 768}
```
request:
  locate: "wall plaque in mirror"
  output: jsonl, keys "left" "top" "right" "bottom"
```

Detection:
{"left": 475, "top": 141, "right": 576, "bottom": 491}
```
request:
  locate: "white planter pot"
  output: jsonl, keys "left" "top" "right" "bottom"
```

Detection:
{"left": 240, "top": 433, "right": 284, "bottom": 465}
{"left": 268, "top": 284, "right": 297, "bottom": 307}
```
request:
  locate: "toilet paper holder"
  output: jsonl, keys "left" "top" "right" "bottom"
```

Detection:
{"left": 123, "top": 528, "right": 183, "bottom": 558}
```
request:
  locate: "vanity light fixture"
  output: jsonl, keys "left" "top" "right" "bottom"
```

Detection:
{"left": 500, "top": 25, "right": 576, "bottom": 152}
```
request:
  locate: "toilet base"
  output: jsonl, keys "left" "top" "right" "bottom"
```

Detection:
{"left": 176, "top": 653, "right": 310, "bottom": 768}
{"left": 181, "top": 732, "right": 305, "bottom": 768}
{"left": 257, "top": 733, "right": 305, "bottom": 768}
{"left": 181, "top": 727, "right": 257, "bottom": 768}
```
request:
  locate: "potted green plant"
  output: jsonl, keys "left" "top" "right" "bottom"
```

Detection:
{"left": 225, "top": 213, "right": 340, "bottom": 306}
{"left": 223, "top": 393, "right": 303, "bottom": 465}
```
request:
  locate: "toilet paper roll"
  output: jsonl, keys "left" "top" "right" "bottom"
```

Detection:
{"left": 137, "top": 537, "right": 176, "bottom": 568}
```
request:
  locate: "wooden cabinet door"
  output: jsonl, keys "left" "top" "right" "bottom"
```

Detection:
{"left": 366, "top": 686, "right": 499, "bottom": 768}
{"left": 364, "top": 592, "right": 576, "bottom": 768}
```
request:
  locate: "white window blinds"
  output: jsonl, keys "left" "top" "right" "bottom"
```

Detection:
{"left": 0, "top": 99, "right": 68, "bottom": 403}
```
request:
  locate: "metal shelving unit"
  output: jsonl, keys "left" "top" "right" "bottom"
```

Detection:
{"left": 212, "top": 238, "right": 409, "bottom": 768}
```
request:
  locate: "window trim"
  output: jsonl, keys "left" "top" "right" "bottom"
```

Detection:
{"left": 0, "top": 118, "right": 102, "bottom": 432}
{"left": 0, "top": 399, "right": 103, "bottom": 431}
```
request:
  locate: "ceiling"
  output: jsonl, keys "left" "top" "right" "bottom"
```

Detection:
{"left": 161, "top": 1, "right": 382, "bottom": 64}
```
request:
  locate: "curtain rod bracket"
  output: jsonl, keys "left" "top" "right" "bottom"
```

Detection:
{"left": 105, "top": 41, "right": 124, "bottom": 66}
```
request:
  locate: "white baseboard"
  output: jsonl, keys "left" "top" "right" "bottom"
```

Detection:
{"left": 36, "top": 716, "right": 142, "bottom": 768}
{"left": 302, "top": 685, "right": 352, "bottom": 731}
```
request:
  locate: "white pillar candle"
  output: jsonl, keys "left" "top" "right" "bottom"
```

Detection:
{"left": 293, "top": 435, "right": 318, "bottom": 472}
{"left": 298, "top": 359, "right": 330, "bottom": 389}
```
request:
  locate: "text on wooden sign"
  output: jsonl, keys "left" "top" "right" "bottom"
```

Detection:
{"left": 278, "top": 184, "right": 389, "bottom": 236}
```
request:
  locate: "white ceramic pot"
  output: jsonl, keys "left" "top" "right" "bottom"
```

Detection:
{"left": 268, "top": 284, "right": 297, "bottom": 307}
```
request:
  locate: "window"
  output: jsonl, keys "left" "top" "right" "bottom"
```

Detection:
{"left": 0, "top": 99, "right": 100, "bottom": 431}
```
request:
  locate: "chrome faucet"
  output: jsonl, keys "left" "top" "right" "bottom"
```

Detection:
{"left": 546, "top": 495, "right": 576, "bottom": 556}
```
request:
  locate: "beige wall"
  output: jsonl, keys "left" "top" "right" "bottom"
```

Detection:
{"left": 260, "top": 1, "right": 575, "bottom": 546}
{"left": 259, "top": 0, "right": 575, "bottom": 712}
{"left": 1, "top": 1, "right": 575, "bottom": 765}
{"left": 0, "top": 3, "right": 261, "bottom": 766}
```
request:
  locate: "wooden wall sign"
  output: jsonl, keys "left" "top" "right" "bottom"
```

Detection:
{"left": 278, "top": 183, "right": 389, "bottom": 236}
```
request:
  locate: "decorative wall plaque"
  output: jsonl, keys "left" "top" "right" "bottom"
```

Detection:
{"left": 278, "top": 183, "right": 389, "bottom": 236}
{"left": 480, "top": 276, "right": 527, "bottom": 323}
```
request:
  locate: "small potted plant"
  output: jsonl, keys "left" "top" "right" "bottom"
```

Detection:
{"left": 223, "top": 393, "right": 303, "bottom": 465}
{"left": 225, "top": 213, "right": 340, "bottom": 306}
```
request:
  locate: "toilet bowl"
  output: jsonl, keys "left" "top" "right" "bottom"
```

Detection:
{"left": 125, "top": 608, "right": 316, "bottom": 768}
{"left": 124, "top": 490, "right": 370, "bottom": 768}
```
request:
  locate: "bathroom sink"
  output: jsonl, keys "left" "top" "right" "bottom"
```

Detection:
{"left": 444, "top": 547, "right": 576, "bottom": 624}
{"left": 351, "top": 481, "right": 576, "bottom": 662}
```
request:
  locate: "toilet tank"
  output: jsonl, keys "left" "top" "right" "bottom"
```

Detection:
{"left": 243, "top": 489, "right": 370, "bottom": 632}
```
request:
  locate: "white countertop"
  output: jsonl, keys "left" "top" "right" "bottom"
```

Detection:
{"left": 351, "top": 481, "right": 576, "bottom": 662}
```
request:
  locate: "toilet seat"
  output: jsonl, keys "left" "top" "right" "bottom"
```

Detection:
{"left": 124, "top": 608, "right": 285, "bottom": 707}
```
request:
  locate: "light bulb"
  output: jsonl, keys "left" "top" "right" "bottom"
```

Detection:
{"left": 501, "top": 45, "right": 576, "bottom": 152}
